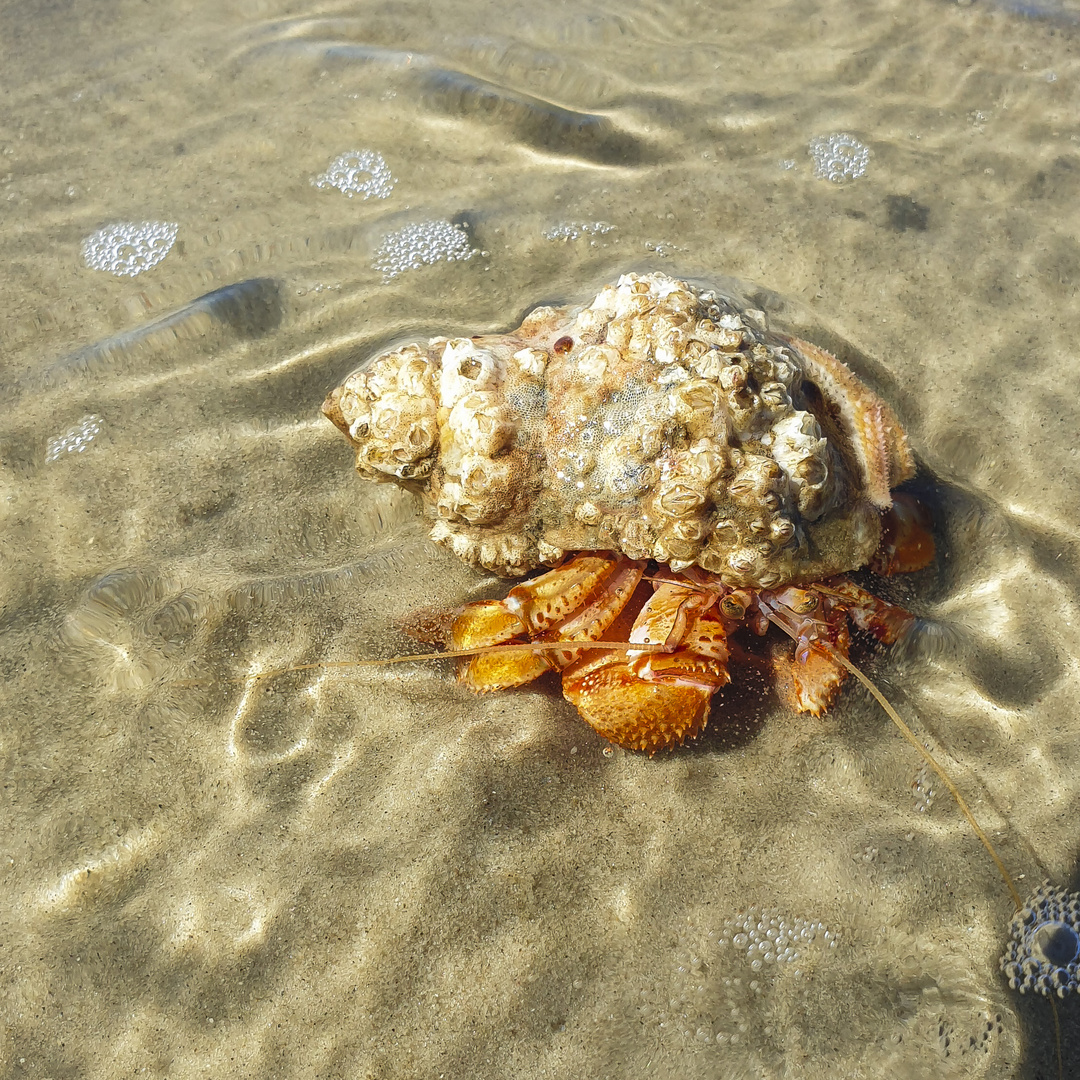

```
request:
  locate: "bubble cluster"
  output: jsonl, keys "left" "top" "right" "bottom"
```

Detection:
{"left": 613, "top": 907, "right": 839, "bottom": 1063}
{"left": 718, "top": 906, "right": 837, "bottom": 970}
{"left": 808, "top": 132, "right": 870, "bottom": 183}
{"left": 911, "top": 763, "right": 937, "bottom": 812}
{"left": 372, "top": 219, "right": 477, "bottom": 280}
{"left": 81, "top": 221, "right": 178, "bottom": 276}
{"left": 543, "top": 220, "right": 614, "bottom": 241}
{"left": 312, "top": 149, "right": 395, "bottom": 199}
{"left": 1002, "top": 883, "right": 1080, "bottom": 997}
{"left": 45, "top": 415, "right": 102, "bottom": 462}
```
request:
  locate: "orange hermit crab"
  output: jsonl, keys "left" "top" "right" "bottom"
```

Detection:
{"left": 322, "top": 272, "right": 933, "bottom": 753}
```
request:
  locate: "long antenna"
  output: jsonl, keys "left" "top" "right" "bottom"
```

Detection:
{"left": 827, "top": 644, "right": 1021, "bottom": 911}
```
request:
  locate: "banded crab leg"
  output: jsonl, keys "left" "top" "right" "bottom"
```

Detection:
{"left": 449, "top": 554, "right": 644, "bottom": 691}
{"left": 816, "top": 578, "right": 916, "bottom": 643}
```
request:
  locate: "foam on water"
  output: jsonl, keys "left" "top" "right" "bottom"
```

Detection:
{"left": 807, "top": 133, "right": 870, "bottom": 183}
{"left": 81, "top": 221, "right": 179, "bottom": 276}
{"left": 312, "top": 149, "right": 396, "bottom": 199}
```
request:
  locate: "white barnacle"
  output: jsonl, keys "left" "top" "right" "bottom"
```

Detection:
{"left": 448, "top": 454, "right": 520, "bottom": 526}
{"left": 369, "top": 391, "right": 414, "bottom": 439}
{"left": 671, "top": 380, "right": 725, "bottom": 440}
{"left": 362, "top": 358, "right": 400, "bottom": 403}
{"left": 438, "top": 340, "right": 504, "bottom": 408}
{"left": 513, "top": 347, "right": 547, "bottom": 379}
{"left": 656, "top": 483, "right": 706, "bottom": 518}
{"left": 693, "top": 351, "right": 725, "bottom": 382}
{"left": 574, "top": 501, "right": 603, "bottom": 526}
{"left": 728, "top": 547, "right": 763, "bottom": 577}
{"left": 575, "top": 344, "right": 619, "bottom": 382}
{"left": 693, "top": 319, "right": 743, "bottom": 351}
{"left": 584, "top": 283, "right": 619, "bottom": 323}
{"left": 668, "top": 441, "right": 726, "bottom": 487}
{"left": 334, "top": 389, "right": 370, "bottom": 440}
{"left": 573, "top": 306, "right": 609, "bottom": 338}
{"left": 612, "top": 276, "right": 655, "bottom": 321}
{"left": 654, "top": 327, "right": 689, "bottom": 367}
{"left": 447, "top": 392, "right": 515, "bottom": 457}
{"left": 657, "top": 364, "right": 690, "bottom": 388}
{"left": 394, "top": 346, "right": 437, "bottom": 397}
{"left": 650, "top": 275, "right": 684, "bottom": 299}
{"left": 771, "top": 412, "right": 831, "bottom": 515}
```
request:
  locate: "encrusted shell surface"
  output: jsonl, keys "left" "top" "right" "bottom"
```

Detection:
{"left": 323, "top": 273, "right": 914, "bottom": 586}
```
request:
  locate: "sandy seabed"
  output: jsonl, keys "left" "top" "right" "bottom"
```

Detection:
{"left": 4, "top": 0, "right": 1080, "bottom": 1076}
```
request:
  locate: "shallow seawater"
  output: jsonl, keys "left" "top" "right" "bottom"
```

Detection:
{"left": 3, "top": 0, "right": 1080, "bottom": 1076}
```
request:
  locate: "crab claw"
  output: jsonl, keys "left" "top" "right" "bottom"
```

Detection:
{"left": 760, "top": 586, "right": 850, "bottom": 716}
{"left": 561, "top": 654, "right": 720, "bottom": 754}
{"left": 451, "top": 598, "right": 553, "bottom": 690}
{"left": 561, "top": 586, "right": 731, "bottom": 754}
{"left": 448, "top": 554, "right": 643, "bottom": 692}
{"left": 769, "top": 639, "right": 848, "bottom": 717}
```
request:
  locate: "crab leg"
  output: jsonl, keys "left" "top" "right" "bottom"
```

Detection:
{"left": 542, "top": 559, "right": 644, "bottom": 668}
{"left": 759, "top": 587, "right": 850, "bottom": 716}
{"left": 816, "top": 578, "right": 916, "bottom": 644}
{"left": 450, "top": 554, "right": 643, "bottom": 691}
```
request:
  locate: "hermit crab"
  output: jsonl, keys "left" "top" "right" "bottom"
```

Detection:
{"left": 322, "top": 272, "right": 935, "bottom": 754}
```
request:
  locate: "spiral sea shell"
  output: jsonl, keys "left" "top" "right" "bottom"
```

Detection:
{"left": 323, "top": 272, "right": 914, "bottom": 587}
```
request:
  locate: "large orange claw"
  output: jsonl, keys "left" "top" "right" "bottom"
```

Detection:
{"left": 562, "top": 591, "right": 731, "bottom": 754}
{"left": 561, "top": 654, "right": 717, "bottom": 755}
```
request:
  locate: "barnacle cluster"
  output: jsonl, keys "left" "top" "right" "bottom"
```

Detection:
{"left": 1001, "top": 883, "right": 1080, "bottom": 997}
{"left": 323, "top": 272, "right": 912, "bottom": 586}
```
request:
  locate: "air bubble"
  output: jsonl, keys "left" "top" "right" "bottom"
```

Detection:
{"left": 808, "top": 132, "right": 870, "bottom": 183}
{"left": 911, "top": 764, "right": 937, "bottom": 812}
{"left": 544, "top": 220, "right": 614, "bottom": 241}
{"left": 82, "top": 221, "right": 178, "bottom": 276}
{"left": 45, "top": 415, "right": 103, "bottom": 462}
{"left": 312, "top": 149, "right": 395, "bottom": 199}
{"left": 372, "top": 219, "right": 477, "bottom": 280}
